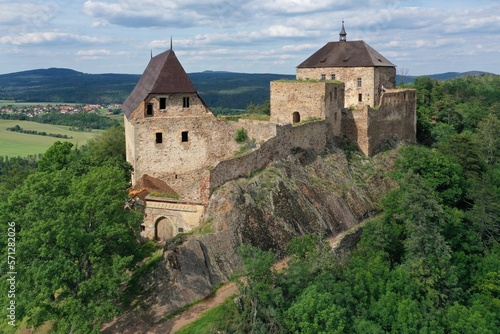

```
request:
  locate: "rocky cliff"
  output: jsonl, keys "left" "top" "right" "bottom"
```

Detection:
{"left": 103, "top": 147, "right": 397, "bottom": 333}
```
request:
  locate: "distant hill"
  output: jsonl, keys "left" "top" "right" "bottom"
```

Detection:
{"left": 396, "top": 70, "right": 494, "bottom": 85}
{"left": 0, "top": 68, "right": 494, "bottom": 109}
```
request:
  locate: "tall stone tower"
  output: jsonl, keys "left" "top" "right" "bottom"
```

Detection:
{"left": 296, "top": 21, "right": 396, "bottom": 108}
{"left": 122, "top": 47, "right": 239, "bottom": 241}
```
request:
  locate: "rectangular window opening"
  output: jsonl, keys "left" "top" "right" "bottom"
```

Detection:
{"left": 331, "top": 74, "right": 336, "bottom": 80}
{"left": 155, "top": 132, "right": 163, "bottom": 144}
{"left": 357, "top": 78, "right": 362, "bottom": 88}
{"left": 178, "top": 227, "right": 184, "bottom": 233}
{"left": 183, "top": 97, "right": 190, "bottom": 108}
{"left": 320, "top": 74, "right": 326, "bottom": 81}
{"left": 146, "top": 104, "right": 153, "bottom": 117}
{"left": 159, "top": 97, "right": 166, "bottom": 109}
{"left": 358, "top": 93, "right": 363, "bottom": 102}
{"left": 181, "top": 131, "right": 188, "bottom": 142}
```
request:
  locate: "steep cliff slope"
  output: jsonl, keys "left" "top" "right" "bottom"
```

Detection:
{"left": 103, "top": 147, "right": 397, "bottom": 333}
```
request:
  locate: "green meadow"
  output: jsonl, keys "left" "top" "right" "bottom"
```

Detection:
{"left": 0, "top": 119, "right": 100, "bottom": 157}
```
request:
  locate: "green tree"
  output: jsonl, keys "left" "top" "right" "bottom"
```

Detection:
{"left": 395, "top": 145, "right": 465, "bottom": 207}
{"left": 284, "top": 285, "right": 346, "bottom": 334}
{"left": 37, "top": 141, "right": 75, "bottom": 172}
{"left": 476, "top": 114, "right": 500, "bottom": 166}
{"left": 7, "top": 163, "right": 140, "bottom": 332}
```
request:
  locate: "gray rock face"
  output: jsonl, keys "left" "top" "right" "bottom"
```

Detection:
{"left": 103, "top": 148, "right": 396, "bottom": 333}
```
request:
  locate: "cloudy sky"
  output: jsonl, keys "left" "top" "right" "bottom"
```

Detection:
{"left": 0, "top": 0, "right": 499, "bottom": 76}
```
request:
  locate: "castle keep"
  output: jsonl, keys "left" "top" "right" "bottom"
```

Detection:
{"left": 123, "top": 24, "right": 416, "bottom": 241}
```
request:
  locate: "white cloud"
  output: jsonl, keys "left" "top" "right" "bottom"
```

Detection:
{"left": 0, "top": 2, "right": 59, "bottom": 27}
{"left": 0, "top": 32, "right": 110, "bottom": 46}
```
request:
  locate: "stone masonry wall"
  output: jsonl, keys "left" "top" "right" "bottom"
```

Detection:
{"left": 341, "top": 107, "right": 369, "bottom": 155}
{"left": 209, "top": 121, "right": 327, "bottom": 191}
{"left": 270, "top": 81, "right": 343, "bottom": 125}
{"left": 367, "top": 89, "right": 417, "bottom": 154}
{"left": 296, "top": 67, "right": 377, "bottom": 108}
{"left": 340, "top": 89, "right": 416, "bottom": 155}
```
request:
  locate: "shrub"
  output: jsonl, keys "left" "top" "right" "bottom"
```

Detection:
{"left": 235, "top": 128, "right": 248, "bottom": 143}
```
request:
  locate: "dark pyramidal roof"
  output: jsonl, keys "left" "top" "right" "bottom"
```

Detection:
{"left": 123, "top": 49, "right": 196, "bottom": 118}
{"left": 297, "top": 40, "right": 395, "bottom": 68}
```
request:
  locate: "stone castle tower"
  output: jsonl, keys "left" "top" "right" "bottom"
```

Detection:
{"left": 124, "top": 24, "right": 416, "bottom": 241}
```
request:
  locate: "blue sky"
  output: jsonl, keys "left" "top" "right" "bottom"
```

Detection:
{"left": 0, "top": 0, "right": 499, "bottom": 76}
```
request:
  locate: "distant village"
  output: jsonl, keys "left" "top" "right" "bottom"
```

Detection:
{"left": 0, "top": 103, "right": 123, "bottom": 117}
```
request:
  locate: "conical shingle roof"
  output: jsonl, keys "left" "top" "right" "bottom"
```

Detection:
{"left": 123, "top": 49, "right": 196, "bottom": 118}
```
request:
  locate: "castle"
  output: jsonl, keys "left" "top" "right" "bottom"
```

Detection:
{"left": 123, "top": 23, "right": 416, "bottom": 241}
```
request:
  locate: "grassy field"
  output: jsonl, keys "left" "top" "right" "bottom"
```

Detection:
{"left": 0, "top": 100, "right": 80, "bottom": 107}
{"left": 0, "top": 120, "right": 100, "bottom": 157}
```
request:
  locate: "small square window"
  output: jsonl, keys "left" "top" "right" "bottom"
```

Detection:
{"left": 140, "top": 225, "right": 146, "bottom": 231}
{"left": 320, "top": 74, "right": 326, "bottom": 80}
{"left": 358, "top": 93, "right": 363, "bottom": 102}
{"left": 357, "top": 78, "right": 362, "bottom": 88}
{"left": 181, "top": 131, "right": 188, "bottom": 142}
{"left": 156, "top": 132, "right": 163, "bottom": 144}
{"left": 331, "top": 74, "right": 336, "bottom": 80}
{"left": 183, "top": 97, "right": 190, "bottom": 108}
{"left": 159, "top": 97, "right": 166, "bottom": 109}
{"left": 146, "top": 104, "right": 153, "bottom": 117}
{"left": 178, "top": 227, "right": 184, "bottom": 233}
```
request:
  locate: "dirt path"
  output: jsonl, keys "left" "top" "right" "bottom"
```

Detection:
{"left": 145, "top": 223, "right": 367, "bottom": 333}
{"left": 145, "top": 282, "right": 239, "bottom": 333}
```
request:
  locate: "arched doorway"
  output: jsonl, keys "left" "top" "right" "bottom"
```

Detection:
{"left": 155, "top": 217, "right": 174, "bottom": 241}
{"left": 292, "top": 112, "right": 300, "bottom": 124}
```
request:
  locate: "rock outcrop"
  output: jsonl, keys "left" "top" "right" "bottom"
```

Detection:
{"left": 103, "top": 147, "right": 397, "bottom": 333}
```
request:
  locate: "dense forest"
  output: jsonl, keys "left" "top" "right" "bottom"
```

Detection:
{"left": 0, "top": 74, "right": 498, "bottom": 333}
{"left": 179, "top": 74, "right": 500, "bottom": 333}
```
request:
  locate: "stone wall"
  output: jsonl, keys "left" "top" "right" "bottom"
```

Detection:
{"left": 296, "top": 66, "right": 396, "bottom": 109}
{"left": 141, "top": 198, "right": 205, "bottom": 241}
{"left": 341, "top": 107, "right": 369, "bottom": 154}
{"left": 209, "top": 121, "right": 327, "bottom": 191}
{"left": 270, "top": 81, "right": 343, "bottom": 125}
{"left": 341, "top": 88, "right": 416, "bottom": 155}
{"left": 367, "top": 89, "right": 417, "bottom": 154}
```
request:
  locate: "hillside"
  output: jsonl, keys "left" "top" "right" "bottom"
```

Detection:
{"left": 0, "top": 68, "right": 294, "bottom": 109}
{"left": 0, "top": 68, "right": 492, "bottom": 109}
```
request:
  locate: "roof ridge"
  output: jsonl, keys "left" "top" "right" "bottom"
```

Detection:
{"left": 123, "top": 49, "right": 197, "bottom": 118}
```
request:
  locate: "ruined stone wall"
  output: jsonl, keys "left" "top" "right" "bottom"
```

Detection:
{"left": 231, "top": 119, "right": 277, "bottom": 143}
{"left": 367, "top": 89, "right": 417, "bottom": 154}
{"left": 340, "top": 89, "right": 416, "bottom": 155}
{"left": 270, "top": 81, "right": 343, "bottom": 125}
{"left": 209, "top": 121, "right": 327, "bottom": 191}
{"left": 341, "top": 107, "right": 369, "bottom": 155}
{"left": 296, "top": 67, "right": 381, "bottom": 108}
